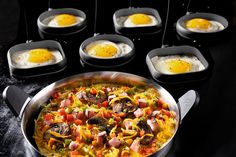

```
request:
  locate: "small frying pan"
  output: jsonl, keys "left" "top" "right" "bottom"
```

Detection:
{"left": 79, "top": 34, "right": 135, "bottom": 68}
{"left": 113, "top": 7, "right": 162, "bottom": 35}
{"left": 7, "top": 40, "right": 67, "bottom": 78}
{"left": 38, "top": 8, "right": 87, "bottom": 35}
{"left": 176, "top": 12, "right": 228, "bottom": 41}
{"left": 37, "top": 8, "right": 87, "bottom": 44}
{"left": 146, "top": 45, "right": 210, "bottom": 83}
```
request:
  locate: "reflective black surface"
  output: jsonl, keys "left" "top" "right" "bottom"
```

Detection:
{"left": 0, "top": 0, "right": 235, "bottom": 157}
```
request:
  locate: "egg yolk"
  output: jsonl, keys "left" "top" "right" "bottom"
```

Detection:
{"left": 89, "top": 44, "right": 117, "bottom": 57}
{"left": 28, "top": 49, "right": 54, "bottom": 63}
{"left": 129, "top": 13, "right": 152, "bottom": 25}
{"left": 186, "top": 18, "right": 212, "bottom": 30}
{"left": 166, "top": 59, "right": 192, "bottom": 74}
{"left": 54, "top": 14, "right": 77, "bottom": 26}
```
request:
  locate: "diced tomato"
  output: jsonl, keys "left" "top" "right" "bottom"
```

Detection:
{"left": 140, "top": 149, "right": 147, "bottom": 155}
{"left": 69, "top": 97, "right": 74, "bottom": 104}
{"left": 62, "top": 115, "right": 67, "bottom": 121}
{"left": 102, "top": 101, "right": 109, "bottom": 107}
{"left": 96, "top": 150, "right": 103, "bottom": 157}
{"left": 118, "top": 132, "right": 123, "bottom": 137}
{"left": 76, "top": 111, "right": 84, "bottom": 119}
{"left": 87, "top": 124, "right": 93, "bottom": 130}
{"left": 116, "top": 112, "right": 126, "bottom": 118}
{"left": 110, "top": 132, "right": 116, "bottom": 138}
{"left": 90, "top": 87, "right": 97, "bottom": 95}
{"left": 97, "top": 136, "right": 104, "bottom": 146}
{"left": 101, "top": 110, "right": 111, "bottom": 118}
{"left": 139, "top": 102, "right": 147, "bottom": 108}
{"left": 105, "top": 112, "right": 112, "bottom": 118}
{"left": 58, "top": 108, "right": 66, "bottom": 116}
{"left": 157, "top": 99, "right": 164, "bottom": 107}
{"left": 151, "top": 142, "right": 156, "bottom": 147}
{"left": 76, "top": 136, "right": 82, "bottom": 142}
{"left": 122, "top": 86, "right": 130, "bottom": 90}
{"left": 145, "top": 147, "right": 155, "bottom": 154}
{"left": 98, "top": 101, "right": 109, "bottom": 108}
{"left": 102, "top": 87, "right": 106, "bottom": 92}
{"left": 165, "top": 111, "right": 171, "bottom": 117}
{"left": 140, "top": 129, "right": 145, "bottom": 137}
{"left": 70, "top": 151, "right": 80, "bottom": 157}
{"left": 71, "top": 90, "right": 78, "bottom": 94}
{"left": 44, "top": 113, "right": 53, "bottom": 121}
{"left": 98, "top": 103, "right": 102, "bottom": 108}
{"left": 145, "top": 109, "right": 152, "bottom": 115}
{"left": 100, "top": 110, "right": 105, "bottom": 117}
{"left": 67, "top": 114, "right": 74, "bottom": 122}
{"left": 114, "top": 116, "right": 121, "bottom": 123}
{"left": 85, "top": 109, "right": 96, "bottom": 118}
{"left": 162, "top": 109, "right": 171, "bottom": 117}
{"left": 74, "top": 119, "right": 83, "bottom": 125}
{"left": 121, "top": 153, "right": 130, "bottom": 157}
{"left": 52, "top": 92, "right": 59, "bottom": 99}
{"left": 135, "top": 96, "right": 140, "bottom": 100}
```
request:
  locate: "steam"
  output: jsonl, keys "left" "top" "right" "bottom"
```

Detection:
{"left": 0, "top": 105, "right": 35, "bottom": 157}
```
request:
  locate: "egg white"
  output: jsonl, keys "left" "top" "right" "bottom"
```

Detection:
{"left": 123, "top": 14, "right": 158, "bottom": 27}
{"left": 186, "top": 20, "right": 224, "bottom": 33}
{"left": 117, "top": 43, "right": 132, "bottom": 55}
{"left": 151, "top": 55, "right": 205, "bottom": 74}
{"left": 45, "top": 15, "right": 84, "bottom": 28}
{"left": 11, "top": 49, "right": 63, "bottom": 68}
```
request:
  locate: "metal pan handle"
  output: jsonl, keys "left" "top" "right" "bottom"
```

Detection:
{"left": 48, "top": 0, "right": 53, "bottom": 11}
{"left": 3, "top": 85, "right": 31, "bottom": 119}
{"left": 178, "top": 90, "right": 199, "bottom": 122}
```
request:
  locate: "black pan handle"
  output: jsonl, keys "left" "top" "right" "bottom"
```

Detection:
{"left": 178, "top": 90, "right": 199, "bottom": 122}
{"left": 3, "top": 85, "right": 31, "bottom": 119}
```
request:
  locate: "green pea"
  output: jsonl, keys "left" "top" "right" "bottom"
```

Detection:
{"left": 65, "top": 107, "right": 73, "bottom": 114}
{"left": 64, "top": 139, "right": 72, "bottom": 146}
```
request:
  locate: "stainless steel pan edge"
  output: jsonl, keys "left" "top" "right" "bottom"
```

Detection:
{"left": 3, "top": 71, "right": 199, "bottom": 156}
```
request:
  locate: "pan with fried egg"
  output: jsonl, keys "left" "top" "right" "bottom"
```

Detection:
{"left": 79, "top": 34, "right": 135, "bottom": 68}
{"left": 176, "top": 12, "right": 228, "bottom": 41}
{"left": 146, "top": 45, "right": 210, "bottom": 83}
{"left": 37, "top": 8, "right": 87, "bottom": 43}
{"left": 7, "top": 40, "right": 67, "bottom": 78}
{"left": 113, "top": 8, "right": 162, "bottom": 35}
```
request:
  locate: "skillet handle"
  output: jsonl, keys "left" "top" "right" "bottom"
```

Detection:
{"left": 3, "top": 85, "right": 31, "bottom": 119}
{"left": 178, "top": 90, "right": 199, "bottom": 122}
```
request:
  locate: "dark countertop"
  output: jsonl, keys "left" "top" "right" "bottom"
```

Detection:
{"left": 0, "top": 0, "right": 236, "bottom": 157}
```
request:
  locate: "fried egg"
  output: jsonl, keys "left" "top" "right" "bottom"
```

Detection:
{"left": 122, "top": 13, "right": 158, "bottom": 27}
{"left": 46, "top": 14, "right": 84, "bottom": 27}
{"left": 151, "top": 55, "right": 205, "bottom": 74}
{"left": 12, "top": 48, "right": 63, "bottom": 68}
{"left": 84, "top": 40, "right": 132, "bottom": 58}
{"left": 185, "top": 18, "right": 224, "bottom": 32}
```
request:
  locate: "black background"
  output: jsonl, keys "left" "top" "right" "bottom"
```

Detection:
{"left": 0, "top": 0, "right": 236, "bottom": 157}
